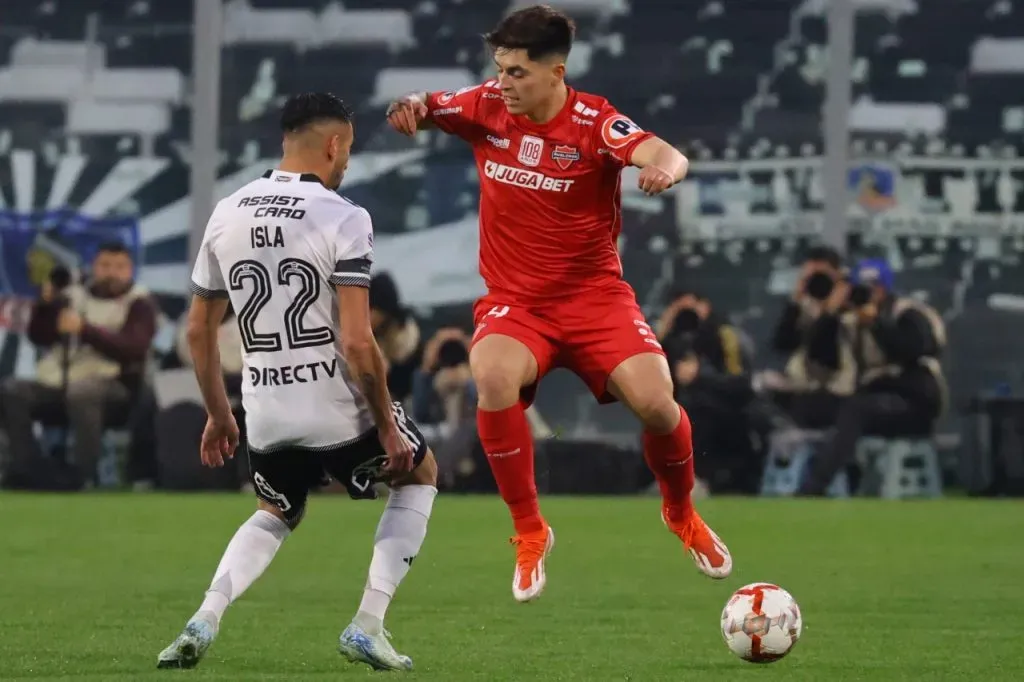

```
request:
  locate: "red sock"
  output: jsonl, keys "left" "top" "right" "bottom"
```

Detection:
{"left": 643, "top": 406, "right": 695, "bottom": 524}
{"left": 477, "top": 404, "right": 545, "bottom": 535}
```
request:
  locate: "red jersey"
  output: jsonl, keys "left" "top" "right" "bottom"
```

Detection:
{"left": 425, "top": 82, "right": 653, "bottom": 303}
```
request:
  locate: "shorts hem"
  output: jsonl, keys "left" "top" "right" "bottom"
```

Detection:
{"left": 248, "top": 429, "right": 375, "bottom": 456}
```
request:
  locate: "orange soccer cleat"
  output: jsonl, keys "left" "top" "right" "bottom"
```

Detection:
{"left": 509, "top": 525, "right": 555, "bottom": 602}
{"left": 663, "top": 509, "right": 732, "bottom": 579}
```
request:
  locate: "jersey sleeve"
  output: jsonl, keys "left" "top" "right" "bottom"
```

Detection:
{"left": 189, "top": 228, "right": 228, "bottom": 299}
{"left": 424, "top": 82, "right": 491, "bottom": 141}
{"left": 594, "top": 103, "right": 656, "bottom": 167}
{"left": 329, "top": 206, "right": 374, "bottom": 289}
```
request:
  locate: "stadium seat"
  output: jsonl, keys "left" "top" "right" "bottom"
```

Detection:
{"left": 855, "top": 436, "right": 944, "bottom": 499}
{"left": 760, "top": 428, "right": 850, "bottom": 498}
{"left": 38, "top": 427, "right": 132, "bottom": 489}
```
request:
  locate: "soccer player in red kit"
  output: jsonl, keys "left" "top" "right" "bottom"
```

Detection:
{"left": 386, "top": 5, "right": 732, "bottom": 601}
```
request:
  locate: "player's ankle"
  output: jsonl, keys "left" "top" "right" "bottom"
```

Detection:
{"left": 663, "top": 500, "right": 693, "bottom": 525}
{"left": 197, "top": 590, "right": 229, "bottom": 625}
{"left": 353, "top": 610, "right": 384, "bottom": 635}
{"left": 511, "top": 511, "right": 545, "bottom": 536}
{"left": 191, "top": 609, "right": 221, "bottom": 632}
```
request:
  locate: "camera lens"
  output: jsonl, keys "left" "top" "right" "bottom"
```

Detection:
{"left": 850, "top": 284, "right": 872, "bottom": 307}
{"left": 437, "top": 339, "right": 469, "bottom": 368}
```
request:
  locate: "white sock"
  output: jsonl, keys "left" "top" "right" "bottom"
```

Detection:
{"left": 195, "top": 510, "right": 290, "bottom": 627}
{"left": 354, "top": 485, "right": 437, "bottom": 635}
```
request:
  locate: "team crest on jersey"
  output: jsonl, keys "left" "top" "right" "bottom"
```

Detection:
{"left": 518, "top": 135, "right": 544, "bottom": 167}
{"left": 437, "top": 91, "right": 454, "bottom": 105}
{"left": 551, "top": 145, "right": 580, "bottom": 170}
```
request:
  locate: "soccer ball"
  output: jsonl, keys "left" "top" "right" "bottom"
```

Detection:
{"left": 720, "top": 583, "right": 802, "bottom": 663}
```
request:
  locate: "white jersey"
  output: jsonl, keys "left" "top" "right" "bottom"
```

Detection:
{"left": 190, "top": 169, "right": 375, "bottom": 453}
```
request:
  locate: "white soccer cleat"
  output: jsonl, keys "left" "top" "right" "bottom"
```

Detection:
{"left": 156, "top": 615, "right": 217, "bottom": 669}
{"left": 510, "top": 525, "right": 555, "bottom": 603}
{"left": 338, "top": 623, "right": 413, "bottom": 671}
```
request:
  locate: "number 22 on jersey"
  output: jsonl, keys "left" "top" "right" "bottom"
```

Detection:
{"left": 229, "top": 255, "right": 334, "bottom": 354}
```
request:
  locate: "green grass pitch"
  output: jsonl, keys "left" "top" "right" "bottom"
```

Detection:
{"left": 1, "top": 493, "right": 1022, "bottom": 681}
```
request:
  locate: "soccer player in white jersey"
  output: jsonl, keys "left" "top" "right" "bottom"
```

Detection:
{"left": 157, "top": 93, "right": 437, "bottom": 672}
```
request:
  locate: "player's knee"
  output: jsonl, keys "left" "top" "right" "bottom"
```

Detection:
{"left": 471, "top": 362, "right": 524, "bottom": 410}
{"left": 395, "top": 449, "right": 438, "bottom": 488}
{"left": 473, "top": 371, "right": 520, "bottom": 409}
{"left": 632, "top": 382, "right": 680, "bottom": 434}
{"left": 470, "top": 335, "right": 537, "bottom": 410}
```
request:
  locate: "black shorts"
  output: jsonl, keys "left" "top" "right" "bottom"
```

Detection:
{"left": 247, "top": 403, "right": 428, "bottom": 522}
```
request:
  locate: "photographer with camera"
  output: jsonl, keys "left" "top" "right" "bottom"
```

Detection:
{"left": 769, "top": 245, "right": 856, "bottom": 427}
{"left": 414, "top": 327, "right": 475, "bottom": 428}
{"left": 412, "top": 327, "right": 476, "bottom": 488}
{"left": 798, "top": 258, "right": 947, "bottom": 496}
{"left": 657, "top": 290, "right": 757, "bottom": 492}
{"left": 0, "top": 243, "right": 157, "bottom": 489}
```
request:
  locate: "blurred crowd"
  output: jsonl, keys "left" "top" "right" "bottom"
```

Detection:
{"left": 658, "top": 245, "right": 946, "bottom": 496}
{"left": 0, "top": 243, "right": 515, "bottom": 493}
{"left": 0, "top": 241, "right": 945, "bottom": 497}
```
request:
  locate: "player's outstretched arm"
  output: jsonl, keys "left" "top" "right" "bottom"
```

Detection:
{"left": 386, "top": 93, "right": 434, "bottom": 136}
{"left": 629, "top": 137, "right": 690, "bottom": 196}
{"left": 336, "top": 284, "right": 399, "bottom": 431}
{"left": 186, "top": 294, "right": 233, "bottom": 422}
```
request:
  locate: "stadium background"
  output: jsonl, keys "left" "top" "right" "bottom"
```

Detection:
{"left": 3, "top": 0, "right": 1024, "bottom": 442}
{"left": 1, "top": 1, "right": 1024, "bottom": 680}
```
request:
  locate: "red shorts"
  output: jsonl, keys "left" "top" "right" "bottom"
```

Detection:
{"left": 471, "top": 286, "right": 666, "bottom": 407}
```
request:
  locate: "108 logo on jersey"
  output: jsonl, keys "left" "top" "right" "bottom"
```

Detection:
{"left": 518, "top": 135, "right": 544, "bottom": 167}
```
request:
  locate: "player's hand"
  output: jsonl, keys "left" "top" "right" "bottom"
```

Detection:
{"left": 386, "top": 95, "right": 428, "bottom": 137}
{"left": 379, "top": 425, "right": 415, "bottom": 475}
{"left": 200, "top": 413, "right": 239, "bottom": 468}
{"left": 637, "top": 166, "right": 676, "bottom": 196}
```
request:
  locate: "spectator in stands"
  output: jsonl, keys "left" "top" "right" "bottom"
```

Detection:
{"left": 370, "top": 272, "right": 421, "bottom": 403}
{"left": 657, "top": 290, "right": 759, "bottom": 493}
{"left": 798, "top": 258, "right": 947, "bottom": 495}
{"left": 413, "top": 327, "right": 475, "bottom": 427}
{"left": 0, "top": 243, "right": 156, "bottom": 489}
{"left": 769, "top": 245, "right": 855, "bottom": 427}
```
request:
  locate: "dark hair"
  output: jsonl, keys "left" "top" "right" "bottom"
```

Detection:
{"left": 97, "top": 241, "right": 131, "bottom": 257}
{"left": 669, "top": 288, "right": 705, "bottom": 303}
{"left": 805, "top": 245, "right": 842, "bottom": 269}
{"left": 280, "top": 93, "right": 354, "bottom": 134}
{"left": 369, "top": 271, "right": 405, "bottom": 322}
{"left": 485, "top": 5, "right": 575, "bottom": 61}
